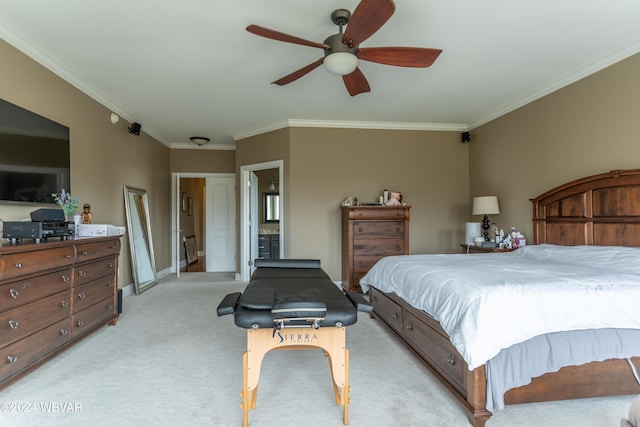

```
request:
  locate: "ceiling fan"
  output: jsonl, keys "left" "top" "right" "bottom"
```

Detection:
{"left": 246, "top": 0, "right": 442, "bottom": 96}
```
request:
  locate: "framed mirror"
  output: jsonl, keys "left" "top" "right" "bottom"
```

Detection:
{"left": 263, "top": 192, "right": 279, "bottom": 223}
{"left": 123, "top": 186, "right": 158, "bottom": 294}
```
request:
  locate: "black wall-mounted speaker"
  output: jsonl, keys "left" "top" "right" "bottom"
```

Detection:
{"left": 461, "top": 132, "right": 471, "bottom": 143}
{"left": 128, "top": 122, "right": 141, "bottom": 135}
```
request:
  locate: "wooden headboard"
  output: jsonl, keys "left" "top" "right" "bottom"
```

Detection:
{"left": 531, "top": 169, "right": 640, "bottom": 246}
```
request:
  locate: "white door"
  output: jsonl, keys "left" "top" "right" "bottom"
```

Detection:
{"left": 205, "top": 176, "right": 236, "bottom": 272}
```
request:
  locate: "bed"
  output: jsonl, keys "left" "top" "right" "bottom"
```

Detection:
{"left": 360, "top": 169, "right": 640, "bottom": 426}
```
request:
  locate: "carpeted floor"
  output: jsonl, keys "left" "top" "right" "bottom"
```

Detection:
{"left": 0, "top": 273, "right": 634, "bottom": 426}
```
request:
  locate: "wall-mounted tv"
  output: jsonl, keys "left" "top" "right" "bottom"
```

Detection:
{"left": 0, "top": 98, "right": 70, "bottom": 204}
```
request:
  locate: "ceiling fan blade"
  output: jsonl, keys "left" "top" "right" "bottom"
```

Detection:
{"left": 247, "top": 25, "right": 330, "bottom": 50}
{"left": 272, "top": 59, "right": 325, "bottom": 86}
{"left": 358, "top": 47, "right": 443, "bottom": 67}
{"left": 342, "top": 67, "right": 371, "bottom": 96}
{"left": 343, "top": 0, "right": 396, "bottom": 47}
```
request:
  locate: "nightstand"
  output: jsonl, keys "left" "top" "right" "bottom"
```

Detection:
{"left": 460, "top": 244, "right": 516, "bottom": 254}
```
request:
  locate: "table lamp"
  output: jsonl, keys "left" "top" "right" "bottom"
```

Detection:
{"left": 472, "top": 196, "right": 500, "bottom": 241}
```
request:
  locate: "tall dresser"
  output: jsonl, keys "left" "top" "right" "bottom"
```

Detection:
{"left": 0, "top": 235, "right": 121, "bottom": 389}
{"left": 341, "top": 206, "right": 410, "bottom": 292}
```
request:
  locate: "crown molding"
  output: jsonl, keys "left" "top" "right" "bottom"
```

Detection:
{"left": 0, "top": 23, "right": 173, "bottom": 148}
{"left": 468, "top": 39, "right": 640, "bottom": 130}
{"left": 233, "top": 119, "right": 468, "bottom": 141}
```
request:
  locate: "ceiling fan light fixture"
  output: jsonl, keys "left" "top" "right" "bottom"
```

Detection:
{"left": 190, "top": 136, "right": 210, "bottom": 146}
{"left": 324, "top": 52, "right": 358, "bottom": 75}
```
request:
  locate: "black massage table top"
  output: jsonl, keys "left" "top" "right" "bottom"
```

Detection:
{"left": 217, "top": 259, "right": 372, "bottom": 329}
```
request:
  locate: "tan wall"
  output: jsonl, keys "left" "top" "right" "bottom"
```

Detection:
{"left": 236, "top": 127, "right": 469, "bottom": 280}
{"left": 235, "top": 128, "right": 291, "bottom": 264}
{"left": 0, "top": 39, "right": 171, "bottom": 288}
{"left": 471, "top": 53, "right": 640, "bottom": 240}
{"left": 170, "top": 149, "right": 235, "bottom": 173}
{"left": 288, "top": 127, "right": 469, "bottom": 279}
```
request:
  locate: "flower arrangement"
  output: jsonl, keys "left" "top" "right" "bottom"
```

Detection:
{"left": 50, "top": 189, "right": 80, "bottom": 220}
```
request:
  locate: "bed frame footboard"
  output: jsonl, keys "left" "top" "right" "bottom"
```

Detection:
{"left": 370, "top": 287, "right": 491, "bottom": 426}
{"left": 370, "top": 287, "right": 640, "bottom": 426}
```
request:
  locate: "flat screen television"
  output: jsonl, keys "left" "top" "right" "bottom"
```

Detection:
{"left": 0, "top": 98, "right": 70, "bottom": 204}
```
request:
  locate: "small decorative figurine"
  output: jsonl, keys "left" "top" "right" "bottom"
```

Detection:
{"left": 81, "top": 203, "right": 93, "bottom": 224}
{"left": 385, "top": 191, "right": 402, "bottom": 206}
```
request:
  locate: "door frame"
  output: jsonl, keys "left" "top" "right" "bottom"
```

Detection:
{"left": 171, "top": 172, "right": 236, "bottom": 277}
{"left": 239, "top": 160, "right": 283, "bottom": 282}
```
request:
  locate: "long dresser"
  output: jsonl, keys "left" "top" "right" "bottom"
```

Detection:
{"left": 341, "top": 205, "right": 410, "bottom": 292}
{"left": 0, "top": 235, "right": 121, "bottom": 389}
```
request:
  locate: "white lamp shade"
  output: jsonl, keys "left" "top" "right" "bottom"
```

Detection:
{"left": 472, "top": 196, "right": 500, "bottom": 215}
{"left": 324, "top": 52, "right": 358, "bottom": 75}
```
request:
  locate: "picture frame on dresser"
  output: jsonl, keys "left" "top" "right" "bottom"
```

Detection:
{"left": 123, "top": 185, "right": 158, "bottom": 294}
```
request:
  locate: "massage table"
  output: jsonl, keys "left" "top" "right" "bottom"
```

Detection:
{"left": 217, "top": 259, "right": 373, "bottom": 426}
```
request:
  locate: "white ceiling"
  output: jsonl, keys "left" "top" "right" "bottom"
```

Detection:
{"left": 1, "top": 0, "right": 640, "bottom": 149}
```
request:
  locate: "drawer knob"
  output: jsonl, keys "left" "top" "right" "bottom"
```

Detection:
{"left": 371, "top": 296, "right": 377, "bottom": 303}
{"left": 9, "top": 288, "right": 19, "bottom": 299}
{"left": 447, "top": 354, "right": 456, "bottom": 366}
{"left": 406, "top": 322, "right": 413, "bottom": 331}
{"left": 358, "top": 227, "right": 363, "bottom": 232}
{"left": 76, "top": 320, "right": 84, "bottom": 328}
{"left": 62, "top": 275, "right": 70, "bottom": 284}
{"left": 82, "top": 251, "right": 89, "bottom": 255}
{"left": 108, "top": 281, "right": 114, "bottom": 288}
{"left": 8, "top": 320, "right": 19, "bottom": 330}
{"left": 15, "top": 263, "right": 23, "bottom": 269}
{"left": 108, "top": 262, "right": 114, "bottom": 269}
{"left": 7, "top": 355, "right": 18, "bottom": 364}
{"left": 60, "top": 328, "right": 69, "bottom": 336}
{"left": 391, "top": 312, "right": 399, "bottom": 320}
{"left": 66, "top": 254, "right": 72, "bottom": 259}
{"left": 111, "top": 245, "right": 117, "bottom": 250}
{"left": 107, "top": 303, "right": 114, "bottom": 311}
{"left": 60, "top": 300, "right": 69, "bottom": 309}
{"left": 78, "top": 292, "right": 86, "bottom": 300}
{"left": 79, "top": 271, "right": 86, "bottom": 277}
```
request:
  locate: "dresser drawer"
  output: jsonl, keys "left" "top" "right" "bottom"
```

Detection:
{"left": 0, "top": 291, "right": 71, "bottom": 347}
{"left": 75, "top": 239, "right": 120, "bottom": 263}
{"left": 72, "top": 277, "right": 116, "bottom": 314}
{"left": 0, "top": 318, "right": 71, "bottom": 383}
{"left": 353, "top": 238, "right": 405, "bottom": 256}
{"left": 0, "top": 269, "right": 72, "bottom": 311}
{"left": 72, "top": 297, "right": 116, "bottom": 338}
{"left": 403, "top": 310, "right": 467, "bottom": 394}
{"left": 352, "top": 255, "right": 385, "bottom": 273}
{"left": 347, "top": 207, "right": 410, "bottom": 221}
{"left": 370, "top": 288, "right": 403, "bottom": 335}
{"left": 353, "top": 221, "right": 405, "bottom": 237}
{"left": 74, "top": 257, "right": 117, "bottom": 287}
{"left": 0, "top": 247, "right": 75, "bottom": 280}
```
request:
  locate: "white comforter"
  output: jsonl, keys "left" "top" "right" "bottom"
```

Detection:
{"left": 359, "top": 244, "right": 640, "bottom": 370}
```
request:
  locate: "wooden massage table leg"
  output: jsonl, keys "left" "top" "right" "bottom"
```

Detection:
{"left": 241, "top": 327, "right": 351, "bottom": 426}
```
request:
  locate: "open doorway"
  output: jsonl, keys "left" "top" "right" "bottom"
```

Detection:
{"left": 171, "top": 172, "right": 236, "bottom": 277}
{"left": 239, "top": 160, "right": 283, "bottom": 281}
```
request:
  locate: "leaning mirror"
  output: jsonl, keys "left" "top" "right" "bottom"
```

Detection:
{"left": 123, "top": 186, "right": 158, "bottom": 294}
{"left": 263, "top": 192, "right": 279, "bottom": 222}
